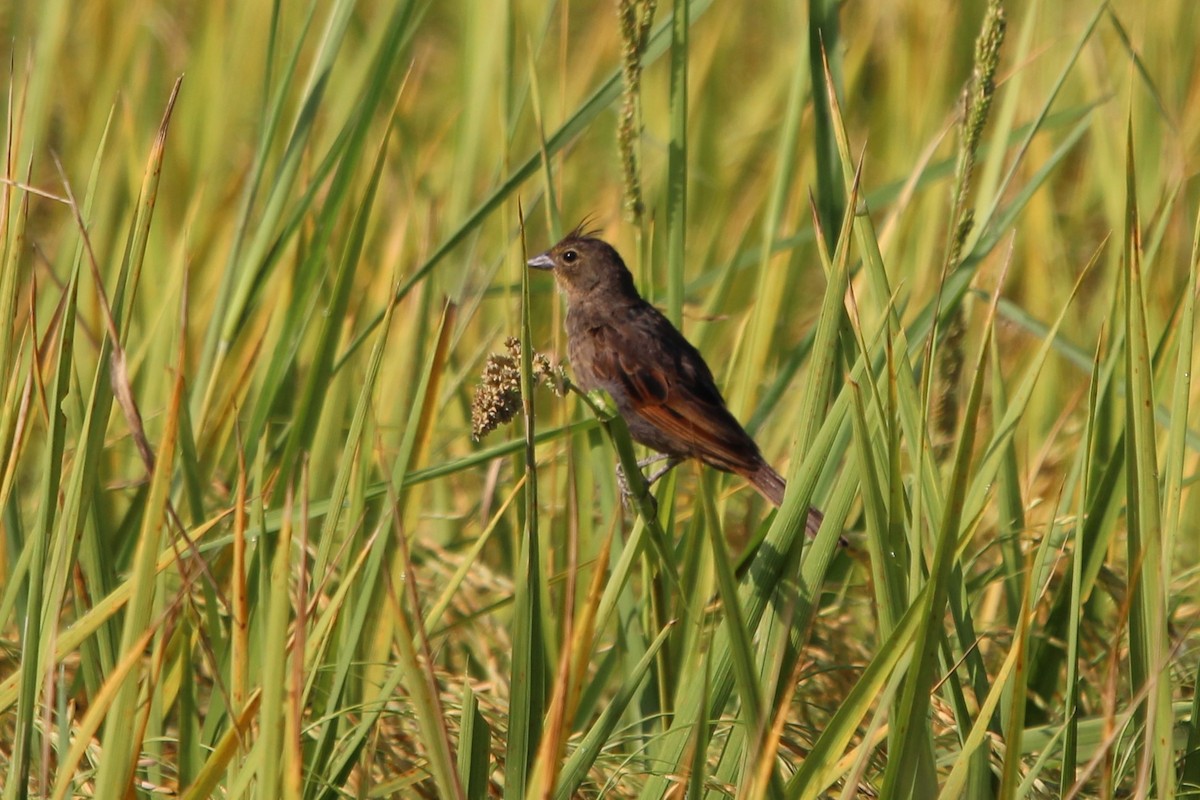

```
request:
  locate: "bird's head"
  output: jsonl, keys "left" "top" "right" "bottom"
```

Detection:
{"left": 527, "top": 225, "right": 637, "bottom": 302}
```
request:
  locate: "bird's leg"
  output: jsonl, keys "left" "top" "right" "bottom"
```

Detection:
{"left": 614, "top": 453, "right": 670, "bottom": 493}
{"left": 644, "top": 456, "right": 682, "bottom": 486}
{"left": 615, "top": 455, "right": 681, "bottom": 513}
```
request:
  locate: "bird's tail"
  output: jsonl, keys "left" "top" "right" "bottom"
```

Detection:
{"left": 744, "top": 463, "right": 824, "bottom": 538}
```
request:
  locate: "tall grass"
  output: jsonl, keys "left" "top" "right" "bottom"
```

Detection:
{"left": 1, "top": 1, "right": 1198, "bottom": 798}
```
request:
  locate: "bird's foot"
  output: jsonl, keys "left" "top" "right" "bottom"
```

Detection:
{"left": 615, "top": 462, "right": 655, "bottom": 515}
{"left": 615, "top": 456, "right": 681, "bottom": 516}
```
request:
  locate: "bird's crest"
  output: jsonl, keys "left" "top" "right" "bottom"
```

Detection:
{"left": 565, "top": 215, "right": 603, "bottom": 241}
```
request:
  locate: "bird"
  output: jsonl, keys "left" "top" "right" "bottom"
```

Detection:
{"left": 528, "top": 225, "right": 823, "bottom": 537}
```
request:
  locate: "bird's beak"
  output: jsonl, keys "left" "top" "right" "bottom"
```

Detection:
{"left": 527, "top": 252, "right": 555, "bottom": 270}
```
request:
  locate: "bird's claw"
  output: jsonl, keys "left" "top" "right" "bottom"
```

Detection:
{"left": 615, "top": 462, "right": 658, "bottom": 517}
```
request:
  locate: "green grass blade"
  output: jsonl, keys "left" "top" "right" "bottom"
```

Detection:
{"left": 1177, "top": 207, "right": 1200, "bottom": 789}
{"left": 1120, "top": 118, "right": 1175, "bottom": 795}
{"left": 458, "top": 682, "right": 492, "bottom": 800}
{"left": 808, "top": 0, "right": 846, "bottom": 247}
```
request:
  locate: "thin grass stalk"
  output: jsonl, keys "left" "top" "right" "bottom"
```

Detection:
{"left": 193, "top": 0, "right": 360, "bottom": 405}
{"left": 787, "top": 592, "right": 923, "bottom": 799}
{"left": 882, "top": 262, "right": 1005, "bottom": 797}
{"left": 971, "top": 0, "right": 1037, "bottom": 224}
{"left": 701, "top": 471, "right": 771, "bottom": 794}
{"left": 989, "top": 329, "right": 1027, "bottom": 623}
{"left": 820, "top": 38, "right": 949, "bottom": 546}
{"left": 685, "top": 642, "right": 714, "bottom": 798}
{"left": 936, "top": 546, "right": 1033, "bottom": 799}
{"left": 504, "top": 209, "right": 547, "bottom": 798}
{"left": 255, "top": 480, "right": 295, "bottom": 800}
{"left": 5, "top": 269, "right": 77, "bottom": 800}
{"left": 11, "top": 0, "right": 69, "bottom": 187}
{"left": 845, "top": 290, "right": 906, "bottom": 639}
{"left": 530, "top": 498, "right": 614, "bottom": 797}
{"left": 384, "top": 484, "right": 465, "bottom": 800}
{"left": 30, "top": 107, "right": 118, "bottom": 713}
{"left": 48, "top": 622, "right": 158, "bottom": 800}
{"left": 1062, "top": 341, "right": 1104, "bottom": 793}
{"left": 282, "top": 473, "right": 309, "bottom": 800}
{"left": 239, "top": 3, "right": 417, "bottom": 473}
{"left": 733, "top": 16, "right": 809, "bottom": 417}
{"left": 967, "top": 9, "right": 1104, "bottom": 264}
{"left": 276, "top": 109, "right": 395, "bottom": 487}
{"left": 932, "top": 0, "right": 1006, "bottom": 455}
{"left": 664, "top": 0, "right": 688, "bottom": 325}
{"left": 554, "top": 623, "right": 674, "bottom": 800}
{"left": 91, "top": 285, "right": 186, "bottom": 798}
{"left": 230, "top": 427, "right": 250, "bottom": 784}
{"left": 616, "top": 0, "right": 656, "bottom": 227}
{"left": 0, "top": 77, "right": 31, "bottom": 398}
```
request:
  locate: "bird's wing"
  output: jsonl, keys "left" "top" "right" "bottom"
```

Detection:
{"left": 585, "top": 316, "right": 757, "bottom": 469}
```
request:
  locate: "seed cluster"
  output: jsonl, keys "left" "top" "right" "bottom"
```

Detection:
{"left": 471, "top": 337, "right": 562, "bottom": 441}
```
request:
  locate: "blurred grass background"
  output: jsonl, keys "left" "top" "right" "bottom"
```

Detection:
{"left": 1, "top": 0, "right": 1199, "bottom": 797}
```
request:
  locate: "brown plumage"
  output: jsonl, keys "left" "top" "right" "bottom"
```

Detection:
{"left": 528, "top": 227, "right": 823, "bottom": 537}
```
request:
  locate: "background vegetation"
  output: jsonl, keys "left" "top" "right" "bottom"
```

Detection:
{"left": 1, "top": 0, "right": 1198, "bottom": 797}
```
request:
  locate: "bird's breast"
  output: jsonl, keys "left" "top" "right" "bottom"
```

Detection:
{"left": 564, "top": 307, "right": 608, "bottom": 393}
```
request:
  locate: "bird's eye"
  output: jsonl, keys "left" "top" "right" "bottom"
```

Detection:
{"left": 562, "top": 249, "right": 578, "bottom": 263}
